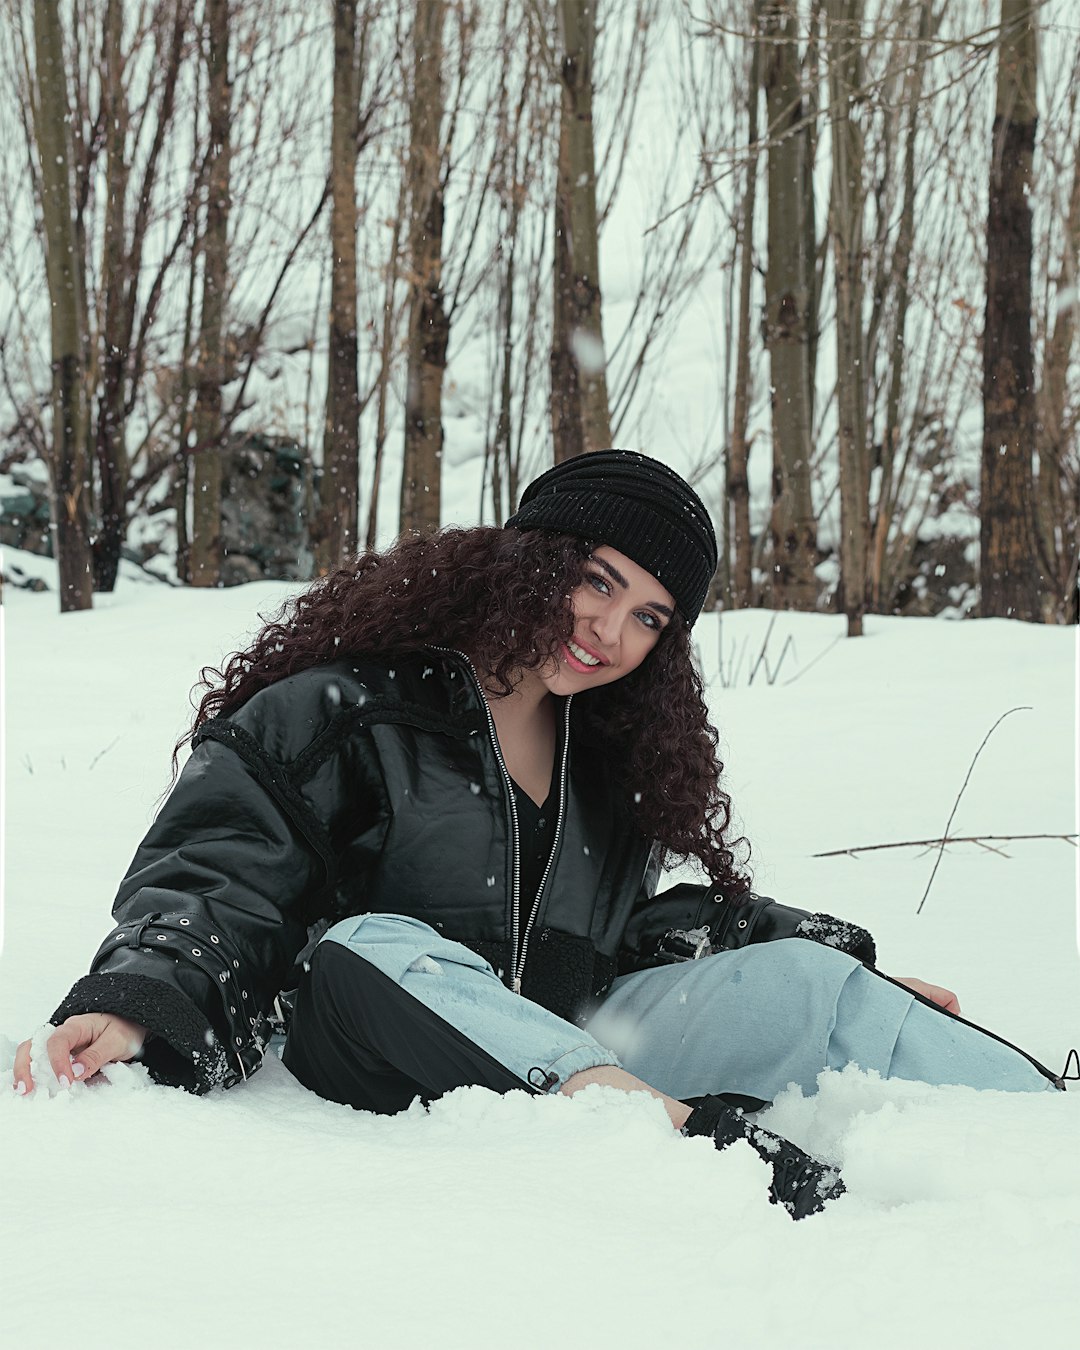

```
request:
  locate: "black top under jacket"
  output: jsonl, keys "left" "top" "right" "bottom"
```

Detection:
{"left": 51, "top": 648, "right": 875, "bottom": 1093}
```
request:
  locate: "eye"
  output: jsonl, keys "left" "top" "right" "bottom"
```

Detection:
{"left": 636, "top": 610, "right": 663, "bottom": 632}
{"left": 586, "top": 572, "right": 611, "bottom": 595}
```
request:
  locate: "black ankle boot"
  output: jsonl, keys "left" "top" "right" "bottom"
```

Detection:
{"left": 683, "top": 1095, "right": 845, "bottom": 1220}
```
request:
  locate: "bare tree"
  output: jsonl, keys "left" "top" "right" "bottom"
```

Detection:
{"left": 487, "top": 0, "right": 536, "bottom": 522}
{"left": 366, "top": 171, "right": 407, "bottom": 550}
{"left": 815, "top": 0, "right": 992, "bottom": 620}
{"left": 317, "top": 0, "right": 363, "bottom": 569}
{"left": 1033, "top": 40, "right": 1079, "bottom": 621}
{"left": 189, "top": 0, "right": 230, "bottom": 587}
{"left": 11, "top": 0, "right": 205, "bottom": 590}
{"left": 980, "top": 0, "right": 1041, "bottom": 620}
{"left": 92, "top": 0, "right": 193, "bottom": 591}
{"left": 550, "top": 0, "right": 611, "bottom": 462}
{"left": 825, "top": 0, "right": 869, "bottom": 635}
{"left": 31, "top": 0, "right": 92, "bottom": 611}
{"left": 759, "top": 0, "right": 818, "bottom": 609}
{"left": 865, "top": 0, "right": 931, "bottom": 611}
{"left": 475, "top": 0, "right": 560, "bottom": 518}
{"left": 400, "top": 0, "right": 449, "bottom": 535}
{"left": 727, "top": 8, "right": 761, "bottom": 608}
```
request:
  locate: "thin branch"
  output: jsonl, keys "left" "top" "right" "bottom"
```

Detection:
{"left": 782, "top": 632, "right": 845, "bottom": 686}
{"left": 916, "top": 707, "right": 1033, "bottom": 914}
{"left": 87, "top": 735, "right": 120, "bottom": 770}
{"left": 223, "top": 178, "right": 331, "bottom": 428}
{"left": 814, "top": 831, "right": 1077, "bottom": 858}
{"left": 973, "top": 839, "right": 1010, "bottom": 858}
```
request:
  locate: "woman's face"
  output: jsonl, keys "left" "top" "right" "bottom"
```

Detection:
{"left": 539, "top": 545, "right": 676, "bottom": 697}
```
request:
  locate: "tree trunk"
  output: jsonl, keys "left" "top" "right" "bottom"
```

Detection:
{"left": 399, "top": 0, "right": 449, "bottom": 536}
{"left": 93, "top": 0, "right": 129, "bottom": 593}
{"left": 492, "top": 2, "right": 529, "bottom": 524}
{"left": 190, "top": 0, "right": 230, "bottom": 587}
{"left": 980, "top": 1, "right": 1042, "bottom": 620}
{"left": 728, "top": 22, "right": 761, "bottom": 608}
{"left": 174, "top": 152, "right": 202, "bottom": 587}
{"left": 32, "top": 0, "right": 92, "bottom": 612}
{"left": 869, "top": 0, "right": 929, "bottom": 613}
{"left": 550, "top": 0, "right": 611, "bottom": 463}
{"left": 759, "top": 0, "right": 817, "bottom": 610}
{"left": 367, "top": 176, "right": 405, "bottom": 552}
{"left": 826, "top": 0, "right": 869, "bottom": 636}
{"left": 802, "top": 0, "right": 822, "bottom": 434}
{"left": 1034, "top": 136, "right": 1079, "bottom": 622}
{"left": 493, "top": 231, "right": 516, "bottom": 521}
{"left": 317, "top": 0, "right": 362, "bottom": 570}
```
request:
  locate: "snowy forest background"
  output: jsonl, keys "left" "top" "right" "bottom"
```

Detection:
{"left": 0, "top": 0, "right": 1077, "bottom": 629}
{"left": 2, "top": 7, "right": 1078, "bottom": 1343}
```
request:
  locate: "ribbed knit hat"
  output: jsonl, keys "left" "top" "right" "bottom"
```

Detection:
{"left": 505, "top": 449, "right": 718, "bottom": 624}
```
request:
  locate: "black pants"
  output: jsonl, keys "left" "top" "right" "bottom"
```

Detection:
{"left": 281, "top": 941, "right": 533, "bottom": 1113}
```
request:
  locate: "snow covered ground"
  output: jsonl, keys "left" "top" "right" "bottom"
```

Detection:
{"left": 1, "top": 550, "right": 1077, "bottom": 1350}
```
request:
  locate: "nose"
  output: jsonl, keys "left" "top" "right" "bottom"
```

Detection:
{"left": 587, "top": 606, "right": 622, "bottom": 650}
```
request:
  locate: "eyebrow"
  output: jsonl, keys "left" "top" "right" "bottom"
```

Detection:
{"left": 593, "top": 557, "right": 675, "bottom": 619}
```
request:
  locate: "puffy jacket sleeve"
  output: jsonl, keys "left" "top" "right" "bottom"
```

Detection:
{"left": 618, "top": 874, "right": 877, "bottom": 975}
{"left": 51, "top": 713, "right": 340, "bottom": 1094}
{"left": 618, "top": 875, "right": 721, "bottom": 974}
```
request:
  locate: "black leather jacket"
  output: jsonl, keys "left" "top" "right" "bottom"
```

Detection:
{"left": 51, "top": 649, "right": 725, "bottom": 1091}
{"left": 53, "top": 647, "right": 880, "bottom": 1094}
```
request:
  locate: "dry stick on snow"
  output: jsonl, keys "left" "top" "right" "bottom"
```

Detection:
{"left": 815, "top": 702, "right": 1069, "bottom": 912}
{"left": 813, "top": 832, "right": 1078, "bottom": 859}
{"left": 88, "top": 737, "right": 121, "bottom": 772}
{"left": 915, "top": 706, "right": 1034, "bottom": 914}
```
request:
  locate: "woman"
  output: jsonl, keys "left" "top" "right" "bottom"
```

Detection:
{"left": 11, "top": 451, "right": 1064, "bottom": 1219}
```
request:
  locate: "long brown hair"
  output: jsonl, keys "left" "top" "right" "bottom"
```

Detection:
{"left": 181, "top": 526, "right": 748, "bottom": 893}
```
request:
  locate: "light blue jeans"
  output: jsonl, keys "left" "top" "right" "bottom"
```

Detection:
{"left": 321, "top": 916, "right": 1057, "bottom": 1100}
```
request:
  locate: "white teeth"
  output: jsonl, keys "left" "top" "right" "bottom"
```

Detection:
{"left": 568, "top": 640, "right": 600, "bottom": 667}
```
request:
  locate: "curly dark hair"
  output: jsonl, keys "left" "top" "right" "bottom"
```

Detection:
{"left": 180, "top": 526, "right": 748, "bottom": 894}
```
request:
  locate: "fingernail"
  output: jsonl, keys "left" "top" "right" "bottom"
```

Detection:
{"left": 14, "top": 1081, "right": 27, "bottom": 1095}
{"left": 72, "top": 1063, "right": 86, "bottom": 1078}
{"left": 58, "top": 1074, "right": 71, "bottom": 1089}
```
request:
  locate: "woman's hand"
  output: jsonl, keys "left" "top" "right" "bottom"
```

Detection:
{"left": 11, "top": 1013, "right": 149, "bottom": 1095}
{"left": 894, "top": 977, "right": 961, "bottom": 1015}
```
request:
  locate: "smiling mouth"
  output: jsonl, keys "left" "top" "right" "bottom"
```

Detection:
{"left": 565, "top": 640, "right": 605, "bottom": 670}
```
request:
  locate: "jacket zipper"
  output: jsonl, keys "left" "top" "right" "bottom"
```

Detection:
{"left": 515, "top": 695, "right": 573, "bottom": 992}
{"left": 430, "top": 647, "right": 571, "bottom": 995}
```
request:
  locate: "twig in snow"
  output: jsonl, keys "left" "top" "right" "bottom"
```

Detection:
{"left": 747, "top": 613, "right": 777, "bottom": 686}
{"left": 813, "top": 831, "right": 1078, "bottom": 858}
{"left": 783, "top": 632, "right": 844, "bottom": 686}
{"left": 973, "top": 839, "right": 1010, "bottom": 858}
{"left": 916, "top": 706, "right": 1031, "bottom": 915}
{"left": 88, "top": 736, "right": 120, "bottom": 771}
{"left": 709, "top": 619, "right": 790, "bottom": 688}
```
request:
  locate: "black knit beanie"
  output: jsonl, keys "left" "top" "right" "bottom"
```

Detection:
{"left": 504, "top": 449, "right": 718, "bottom": 625}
